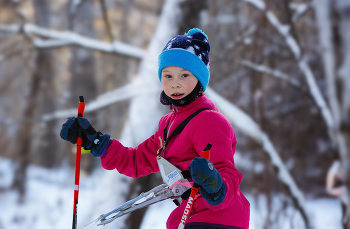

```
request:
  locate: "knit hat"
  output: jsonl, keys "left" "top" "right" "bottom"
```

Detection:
{"left": 158, "top": 28, "right": 210, "bottom": 92}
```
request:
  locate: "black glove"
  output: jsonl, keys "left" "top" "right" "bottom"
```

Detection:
{"left": 60, "top": 117, "right": 110, "bottom": 157}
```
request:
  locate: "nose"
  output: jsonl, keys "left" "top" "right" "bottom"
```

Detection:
{"left": 171, "top": 78, "right": 181, "bottom": 88}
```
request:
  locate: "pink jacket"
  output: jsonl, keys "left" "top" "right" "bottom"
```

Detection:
{"left": 101, "top": 95, "right": 250, "bottom": 229}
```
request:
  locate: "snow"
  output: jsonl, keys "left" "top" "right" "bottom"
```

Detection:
{"left": 0, "top": 156, "right": 133, "bottom": 229}
{"left": 247, "top": 194, "right": 342, "bottom": 229}
{"left": 307, "top": 198, "right": 342, "bottom": 229}
{"left": 0, "top": 155, "right": 342, "bottom": 229}
{"left": 0, "top": 157, "right": 16, "bottom": 189}
{"left": 141, "top": 199, "right": 176, "bottom": 229}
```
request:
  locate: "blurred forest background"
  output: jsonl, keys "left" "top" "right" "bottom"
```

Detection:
{"left": 0, "top": 0, "right": 350, "bottom": 228}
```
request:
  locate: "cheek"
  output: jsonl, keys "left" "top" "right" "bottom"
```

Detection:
{"left": 185, "top": 78, "right": 198, "bottom": 93}
{"left": 162, "top": 81, "right": 170, "bottom": 94}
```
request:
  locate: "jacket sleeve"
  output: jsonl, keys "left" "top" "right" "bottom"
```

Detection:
{"left": 190, "top": 111, "right": 243, "bottom": 212}
{"left": 100, "top": 117, "right": 166, "bottom": 178}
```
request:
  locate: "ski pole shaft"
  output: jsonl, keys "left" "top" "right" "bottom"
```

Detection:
{"left": 178, "top": 143, "right": 212, "bottom": 229}
{"left": 72, "top": 96, "right": 85, "bottom": 229}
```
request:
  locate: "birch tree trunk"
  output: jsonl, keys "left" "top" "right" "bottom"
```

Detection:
{"left": 34, "top": 0, "right": 57, "bottom": 167}
{"left": 121, "top": 0, "right": 184, "bottom": 228}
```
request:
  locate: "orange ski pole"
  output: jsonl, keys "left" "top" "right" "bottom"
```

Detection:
{"left": 72, "top": 96, "right": 85, "bottom": 229}
{"left": 178, "top": 143, "right": 212, "bottom": 229}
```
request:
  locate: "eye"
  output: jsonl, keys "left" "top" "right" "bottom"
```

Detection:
{"left": 181, "top": 74, "right": 189, "bottom": 78}
{"left": 163, "top": 75, "right": 172, "bottom": 79}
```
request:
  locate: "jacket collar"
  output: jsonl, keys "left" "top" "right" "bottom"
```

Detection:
{"left": 169, "top": 94, "right": 210, "bottom": 114}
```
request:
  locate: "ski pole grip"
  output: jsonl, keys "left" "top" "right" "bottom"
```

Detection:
{"left": 76, "top": 96, "right": 85, "bottom": 146}
{"left": 77, "top": 96, "right": 85, "bottom": 117}
{"left": 202, "top": 143, "right": 212, "bottom": 160}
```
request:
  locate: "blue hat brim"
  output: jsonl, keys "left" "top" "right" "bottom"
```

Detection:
{"left": 158, "top": 49, "right": 209, "bottom": 92}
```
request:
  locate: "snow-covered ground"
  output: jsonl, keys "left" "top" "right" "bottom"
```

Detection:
{"left": 0, "top": 156, "right": 342, "bottom": 229}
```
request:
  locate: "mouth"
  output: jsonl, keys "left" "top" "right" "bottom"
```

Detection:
{"left": 171, "top": 93, "right": 185, "bottom": 99}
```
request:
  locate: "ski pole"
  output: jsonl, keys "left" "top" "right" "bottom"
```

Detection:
{"left": 72, "top": 96, "right": 85, "bottom": 229}
{"left": 178, "top": 143, "right": 212, "bottom": 229}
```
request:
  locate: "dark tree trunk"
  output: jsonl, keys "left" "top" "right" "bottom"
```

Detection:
{"left": 11, "top": 50, "right": 41, "bottom": 201}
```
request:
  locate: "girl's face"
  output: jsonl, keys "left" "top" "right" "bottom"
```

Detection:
{"left": 161, "top": 66, "right": 198, "bottom": 100}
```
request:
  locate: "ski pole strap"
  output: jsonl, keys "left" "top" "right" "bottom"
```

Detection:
{"left": 159, "top": 108, "right": 215, "bottom": 158}
{"left": 181, "top": 188, "right": 192, "bottom": 200}
{"left": 181, "top": 170, "right": 191, "bottom": 179}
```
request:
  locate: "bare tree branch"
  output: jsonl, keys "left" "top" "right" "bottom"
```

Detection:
{"left": 10, "top": 0, "right": 34, "bottom": 42}
{"left": 289, "top": 2, "right": 310, "bottom": 23}
{"left": 240, "top": 60, "right": 307, "bottom": 91}
{"left": 41, "top": 81, "right": 158, "bottom": 122}
{"left": 206, "top": 87, "right": 310, "bottom": 228}
{"left": 239, "top": 1, "right": 350, "bottom": 227}
{"left": 0, "top": 23, "right": 145, "bottom": 58}
{"left": 241, "top": 0, "right": 336, "bottom": 143}
{"left": 32, "top": 39, "right": 72, "bottom": 48}
{"left": 242, "top": 0, "right": 310, "bottom": 23}
{"left": 242, "top": 0, "right": 265, "bottom": 10}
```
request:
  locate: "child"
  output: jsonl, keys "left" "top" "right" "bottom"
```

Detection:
{"left": 61, "top": 28, "right": 250, "bottom": 229}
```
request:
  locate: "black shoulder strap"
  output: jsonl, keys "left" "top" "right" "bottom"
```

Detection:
{"left": 158, "top": 108, "right": 215, "bottom": 158}
{"left": 166, "top": 108, "right": 215, "bottom": 141}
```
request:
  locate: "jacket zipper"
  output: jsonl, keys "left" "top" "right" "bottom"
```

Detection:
{"left": 164, "top": 105, "right": 177, "bottom": 157}
{"left": 167, "top": 105, "right": 178, "bottom": 138}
